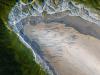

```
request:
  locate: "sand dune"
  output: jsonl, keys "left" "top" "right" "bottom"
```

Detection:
{"left": 23, "top": 22, "right": 100, "bottom": 75}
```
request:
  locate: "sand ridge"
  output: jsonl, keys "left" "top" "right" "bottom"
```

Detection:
{"left": 23, "top": 22, "right": 100, "bottom": 75}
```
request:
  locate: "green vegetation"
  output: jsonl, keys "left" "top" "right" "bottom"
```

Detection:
{"left": 0, "top": 19, "right": 47, "bottom": 75}
{"left": 72, "top": 0, "right": 100, "bottom": 10}
{"left": 36, "top": 0, "right": 44, "bottom": 5}
{"left": 1, "top": 0, "right": 99, "bottom": 75}
{"left": 18, "top": 0, "right": 100, "bottom": 11}
{"left": 0, "top": 0, "right": 48, "bottom": 75}
{"left": 21, "top": 0, "right": 44, "bottom": 5}
{"left": 0, "top": 0, "right": 15, "bottom": 21}
{"left": 0, "top": 20, "right": 46, "bottom": 75}
{"left": 22, "top": 0, "right": 29, "bottom": 3}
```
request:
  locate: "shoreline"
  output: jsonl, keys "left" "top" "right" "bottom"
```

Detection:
{"left": 9, "top": 14, "right": 100, "bottom": 75}
{"left": 8, "top": 1, "right": 100, "bottom": 75}
{"left": 9, "top": 1, "right": 100, "bottom": 27}
{"left": 23, "top": 22, "right": 100, "bottom": 75}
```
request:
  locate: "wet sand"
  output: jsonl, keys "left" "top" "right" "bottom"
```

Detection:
{"left": 23, "top": 16, "right": 100, "bottom": 75}
{"left": 45, "top": 15, "right": 100, "bottom": 39}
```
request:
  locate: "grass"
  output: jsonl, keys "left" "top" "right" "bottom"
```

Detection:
{"left": 21, "top": 0, "right": 44, "bottom": 5}
{"left": 20, "top": 0, "right": 100, "bottom": 11}
{"left": 1, "top": 0, "right": 99, "bottom": 75}
{"left": 0, "top": 0, "right": 48, "bottom": 75}
{"left": 72, "top": 0, "right": 100, "bottom": 11}
{"left": 0, "top": 19, "right": 47, "bottom": 75}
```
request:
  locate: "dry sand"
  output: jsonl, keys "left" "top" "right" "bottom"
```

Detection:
{"left": 23, "top": 21, "right": 100, "bottom": 75}
{"left": 45, "top": 15, "right": 100, "bottom": 39}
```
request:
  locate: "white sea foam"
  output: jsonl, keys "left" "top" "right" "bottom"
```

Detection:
{"left": 8, "top": 0, "right": 100, "bottom": 75}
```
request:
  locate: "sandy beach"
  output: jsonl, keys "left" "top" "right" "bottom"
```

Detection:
{"left": 23, "top": 15, "right": 100, "bottom": 75}
{"left": 45, "top": 15, "right": 100, "bottom": 39}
